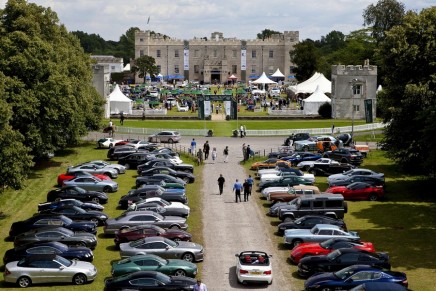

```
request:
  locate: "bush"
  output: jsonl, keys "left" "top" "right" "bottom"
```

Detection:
{"left": 205, "top": 115, "right": 212, "bottom": 120}
{"left": 318, "top": 102, "right": 332, "bottom": 118}
{"left": 226, "top": 115, "right": 230, "bottom": 121}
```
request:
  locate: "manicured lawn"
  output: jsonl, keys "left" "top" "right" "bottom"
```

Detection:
{"left": 242, "top": 151, "right": 436, "bottom": 291}
{"left": 0, "top": 142, "right": 204, "bottom": 290}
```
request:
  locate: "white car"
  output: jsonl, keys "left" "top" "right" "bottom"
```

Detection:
{"left": 296, "top": 158, "right": 339, "bottom": 171}
{"left": 136, "top": 197, "right": 190, "bottom": 217}
{"left": 259, "top": 170, "right": 315, "bottom": 184}
{"left": 235, "top": 251, "right": 272, "bottom": 285}
{"left": 260, "top": 186, "right": 290, "bottom": 199}
{"left": 97, "top": 138, "right": 124, "bottom": 149}
{"left": 126, "top": 140, "right": 152, "bottom": 149}
{"left": 269, "top": 88, "right": 281, "bottom": 97}
{"left": 149, "top": 90, "right": 159, "bottom": 97}
{"left": 83, "top": 160, "right": 126, "bottom": 174}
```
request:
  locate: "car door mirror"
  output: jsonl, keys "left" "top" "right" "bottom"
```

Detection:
{"left": 59, "top": 266, "right": 65, "bottom": 270}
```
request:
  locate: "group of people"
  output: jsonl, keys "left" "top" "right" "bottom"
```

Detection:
{"left": 191, "top": 139, "right": 228, "bottom": 164}
{"left": 242, "top": 143, "right": 254, "bottom": 162}
{"left": 217, "top": 174, "right": 253, "bottom": 203}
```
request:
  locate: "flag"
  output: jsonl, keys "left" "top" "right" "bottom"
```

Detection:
{"left": 147, "top": 16, "right": 150, "bottom": 24}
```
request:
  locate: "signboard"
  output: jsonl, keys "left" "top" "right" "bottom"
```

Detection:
{"left": 183, "top": 49, "right": 189, "bottom": 70}
{"left": 241, "top": 49, "right": 246, "bottom": 71}
{"left": 364, "top": 99, "right": 373, "bottom": 123}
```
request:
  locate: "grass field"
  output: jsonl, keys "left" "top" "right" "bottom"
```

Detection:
{"left": 241, "top": 152, "right": 436, "bottom": 291}
{"left": 0, "top": 143, "right": 204, "bottom": 290}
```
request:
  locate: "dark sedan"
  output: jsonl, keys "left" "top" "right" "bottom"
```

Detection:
{"left": 281, "top": 152, "right": 322, "bottom": 166}
{"left": 47, "top": 186, "right": 108, "bottom": 204}
{"left": 39, "top": 205, "right": 108, "bottom": 226}
{"left": 3, "top": 241, "right": 94, "bottom": 264}
{"left": 104, "top": 271, "right": 196, "bottom": 291}
{"left": 9, "top": 214, "right": 97, "bottom": 237}
{"left": 327, "top": 176, "right": 385, "bottom": 188}
{"left": 14, "top": 227, "right": 98, "bottom": 249}
{"left": 298, "top": 248, "right": 391, "bottom": 278}
{"left": 137, "top": 159, "right": 194, "bottom": 174}
{"left": 140, "top": 166, "right": 195, "bottom": 183}
{"left": 277, "top": 215, "right": 347, "bottom": 235}
{"left": 38, "top": 199, "right": 104, "bottom": 212}
{"left": 136, "top": 174, "right": 186, "bottom": 188}
{"left": 114, "top": 225, "right": 192, "bottom": 246}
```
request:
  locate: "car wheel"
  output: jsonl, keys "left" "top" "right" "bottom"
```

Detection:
{"left": 109, "top": 143, "right": 114, "bottom": 148}
{"left": 174, "top": 269, "right": 186, "bottom": 276}
{"left": 320, "top": 287, "right": 332, "bottom": 291}
{"left": 308, "top": 168, "right": 317, "bottom": 175}
{"left": 183, "top": 177, "right": 190, "bottom": 183}
{"left": 181, "top": 252, "right": 194, "bottom": 262}
{"left": 76, "top": 241, "right": 87, "bottom": 248}
{"left": 369, "top": 193, "right": 378, "bottom": 201}
{"left": 168, "top": 138, "right": 174, "bottom": 144}
{"left": 91, "top": 218, "right": 100, "bottom": 225}
{"left": 169, "top": 225, "right": 181, "bottom": 229}
{"left": 303, "top": 146, "right": 309, "bottom": 152}
{"left": 292, "top": 239, "right": 303, "bottom": 249}
{"left": 17, "top": 276, "right": 31, "bottom": 288}
{"left": 284, "top": 216, "right": 293, "bottom": 222}
{"left": 341, "top": 158, "right": 348, "bottom": 163}
{"left": 173, "top": 237, "right": 182, "bottom": 242}
{"left": 105, "top": 172, "right": 114, "bottom": 178}
{"left": 91, "top": 197, "right": 100, "bottom": 204}
{"left": 55, "top": 197, "right": 62, "bottom": 202}
{"left": 73, "top": 273, "right": 87, "bottom": 285}
{"left": 303, "top": 165, "right": 310, "bottom": 171}
{"left": 103, "top": 186, "right": 111, "bottom": 193}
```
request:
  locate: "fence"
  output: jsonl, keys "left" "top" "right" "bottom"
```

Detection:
{"left": 267, "top": 108, "right": 304, "bottom": 115}
{"left": 131, "top": 109, "right": 167, "bottom": 116}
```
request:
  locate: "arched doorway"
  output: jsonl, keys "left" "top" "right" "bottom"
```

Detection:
{"left": 210, "top": 69, "right": 221, "bottom": 84}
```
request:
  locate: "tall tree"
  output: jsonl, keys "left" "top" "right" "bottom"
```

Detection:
{"left": 377, "top": 7, "right": 436, "bottom": 173}
{"left": 363, "top": 0, "right": 405, "bottom": 42}
{"left": 131, "top": 55, "right": 159, "bottom": 83}
{"left": 117, "top": 27, "right": 140, "bottom": 64}
{"left": 290, "top": 39, "right": 319, "bottom": 81}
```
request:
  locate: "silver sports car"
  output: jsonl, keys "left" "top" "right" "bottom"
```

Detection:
{"left": 63, "top": 176, "right": 118, "bottom": 193}
{"left": 4, "top": 254, "right": 97, "bottom": 288}
{"left": 83, "top": 160, "right": 126, "bottom": 174}
{"left": 67, "top": 164, "right": 118, "bottom": 179}
{"left": 119, "top": 236, "right": 204, "bottom": 262}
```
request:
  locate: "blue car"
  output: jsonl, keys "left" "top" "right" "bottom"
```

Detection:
{"left": 281, "top": 152, "right": 322, "bottom": 165}
{"left": 304, "top": 265, "right": 408, "bottom": 291}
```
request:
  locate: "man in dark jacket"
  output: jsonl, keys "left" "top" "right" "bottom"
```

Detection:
{"left": 217, "top": 174, "right": 225, "bottom": 195}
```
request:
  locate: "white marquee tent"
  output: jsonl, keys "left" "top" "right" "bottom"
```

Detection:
{"left": 108, "top": 84, "right": 133, "bottom": 115}
{"left": 252, "top": 72, "right": 277, "bottom": 90}
{"left": 303, "top": 85, "right": 331, "bottom": 115}
{"left": 291, "top": 72, "right": 332, "bottom": 94}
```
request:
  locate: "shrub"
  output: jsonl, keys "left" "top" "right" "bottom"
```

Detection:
{"left": 318, "top": 102, "right": 332, "bottom": 118}
{"left": 226, "top": 115, "right": 230, "bottom": 121}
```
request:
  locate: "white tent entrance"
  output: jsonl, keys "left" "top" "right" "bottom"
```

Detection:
{"left": 251, "top": 72, "right": 277, "bottom": 91}
{"left": 303, "top": 85, "right": 331, "bottom": 115}
{"left": 108, "top": 84, "right": 133, "bottom": 115}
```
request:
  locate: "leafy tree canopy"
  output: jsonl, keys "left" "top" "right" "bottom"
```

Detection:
{"left": 257, "top": 29, "right": 282, "bottom": 40}
{"left": 131, "top": 55, "right": 159, "bottom": 82}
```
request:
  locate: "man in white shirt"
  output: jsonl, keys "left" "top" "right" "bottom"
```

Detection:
{"left": 193, "top": 279, "right": 207, "bottom": 291}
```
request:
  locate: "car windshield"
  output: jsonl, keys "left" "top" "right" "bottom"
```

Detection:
{"left": 57, "top": 228, "right": 74, "bottom": 236}
{"left": 319, "top": 238, "right": 336, "bottom": 249}
{"left": 293, "top": 217, "right": 304, "bottom": 224}
{"left": 72, "top": 206, "right": 86, "bottom": 214}
{"left": 343, "top": 169, "right": 354, "bottom": 175}
{"left": 153, "top": 213, "right": 164, "bottom": 220}
{"left": 163, "top": 238, "right": 177, "bottom": 247}
{"left": 333, "top": 265, "right": 356, "bottom": 280}
{"left": 51, "top": 242, "right": 68, "bottom": 251}
{"left": 326, "top": 249, "right": 342, "bottom": 260}
{"left": 55, "top": 255, "right": 72, "bottom": 267}
{"left": 129, "top": 239, "right": 146, "bottom": 248}
{"left": 161, "top": 200, "right": 171, "bottom": 206}
{"left": 310, "top": 226, "right": 319, "bottom": 234}
{"left": 155, "top": 272, "right": 171, "bottom": 284}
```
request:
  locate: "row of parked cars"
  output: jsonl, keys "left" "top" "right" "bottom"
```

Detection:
{"left": 248, "top": 146, "right": 409, "bottom": 290}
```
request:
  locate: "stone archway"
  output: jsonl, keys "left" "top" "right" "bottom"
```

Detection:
{"left": 197, "top": 94, "right": 238, "bottom": 120}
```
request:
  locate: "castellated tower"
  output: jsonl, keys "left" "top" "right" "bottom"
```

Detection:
{"left": 331, "top": 61, "right": 377, "bottom": 120}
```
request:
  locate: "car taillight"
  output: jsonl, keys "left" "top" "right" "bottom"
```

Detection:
{"left": 4, "top": 268, "right": 11, "bottom": 276}
{"left": 402, "top": 279, "right": 408, "bottom": 287}
{"left": 264, "top": 270, "right": 272, "bottom": 275}
{"left": 239, "top": 269, "right": 249, "bottom": 274}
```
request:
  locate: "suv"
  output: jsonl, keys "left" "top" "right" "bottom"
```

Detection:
{"left": 148, "top": 131, "right": 181, "bottom": 143}
{"left": 283, "top": 133, "right": 310, "bottom": 146}
{"left": 268, "top": 185, "right": 321, "bottom": 204}
{"left": 323, "top": 148, "right": 363, "bottom": 165}
{"left": 277, "top": 194, "right": 347, "bottom": 221}
{"left": 118, "top": 152, "right": 156, "bottom": 169}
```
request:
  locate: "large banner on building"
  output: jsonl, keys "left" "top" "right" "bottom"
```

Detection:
{"left": 183, "top": 49, "right": 189, "bottom": 70}
{"left": 241, "top": 49, "right": 246, "bottom": 71}
{"left": 224, "top": 101, "right": 231, "bottom": 116}
{"left": 204, "top": 101, "right": 211, "bottom": 117}
{"left": 364, "top": 99, "right": 373, "bottom": 123}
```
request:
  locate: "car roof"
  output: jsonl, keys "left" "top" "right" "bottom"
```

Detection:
{"left": 140, "top": 236, "right": 166, "bottom": 243}
{"left": 121, "top": 210, "right": 156, "bottom": 216}
{"left": 314, "top": 224, "right": 342, "bottom": 230}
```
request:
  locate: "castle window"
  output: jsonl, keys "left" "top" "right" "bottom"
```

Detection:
{"left": 194, "top": 65, "right": 199, "bottom": 73}
{"left": 156, "top": 50, "right": 161, "bottom": 58}
{"left": 269, "top": 50, "right": 274, "bottom": 58}
{"left": 233, "top": 50, "right": 237, "bottom": 58}
{"left": 213, "top": 50, "right": 217, "bottom": 57}
{"left": 139, "top": 38, "right": 144, "bottom": 42}
{"left": 139, "top": 50, "right": 144, "bottom": 57}
{"left": 174, "top": 65, "right": 179, "bottom": 74}
{"left": 252, "top": 50, "right": 256, "bottom": 58}
{"left": 157, "top": 65, "right": 161, "bottom": 72}
{"left": 251, "top": 66, "right": 256, "bottom": 74}
{"left": 268, "top": 66, "right": 274, "bottom": 74}
{"left": 353, "top": 105, "right": 360, "bottom": 112}
{"left": 353, "top": 84, "right": 362, "bottom": 95}
{"left": 175, "top": 49, "right": 179, "bottom": 57}
{"left": 232, "top": 65, "right": 237, "bottom": 74}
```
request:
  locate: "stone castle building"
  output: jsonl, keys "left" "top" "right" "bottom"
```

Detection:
{"left": 134, "top": 30, "right": 299, "bottom": 84}
{"left": 331, "top": 61, "right": 377, "bottom": 120}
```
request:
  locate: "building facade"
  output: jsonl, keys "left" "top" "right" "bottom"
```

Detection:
{"left": 91, "top": 55, "right": 124, "bottom": 73}
{"left": 331, "top": 62, "right": 377, "bottom": 120}
{"left": 91, "top": 64, "right": 111, "bottom": 118}
{"left": 134, "top": 30, "right": 299, "bottom": 84}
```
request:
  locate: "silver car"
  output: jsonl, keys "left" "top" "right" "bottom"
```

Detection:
{"left": 148, "top": 131, "right": 181, "bottom": 143}
{"left": 103, "top": 211, "right": 188, "bottom": 235}
{"left": 83, "top": 160, "right": 126, "bottom": 174}
{"left": 119, "top": 236, "right": 204, "bottom": 262}
{"left": 63, "top": 176, "right": 118, "bottom": 193}
{"left": 4, "top": 254, "right": 97, "bottom": 288}
{"left": 327, "top": 168, "right": 385, "bottom": 184}
{"left": 67, "top": 164, "right": 118, "bottom": 179}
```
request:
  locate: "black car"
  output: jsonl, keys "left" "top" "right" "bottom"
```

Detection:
{"left": 323, "top": 148, "right": 363, "bottom": 165}
{"left": 150, "top": 147, "right": 180, "bottom": 157}
{"left": 283, "top": 132, "right": 311, "bottom": 146}
{"left": 107, "top": 145, "right": 138, "bottom": 160}
{"left": 3, "top": 241, "right": 94, "bottom": 264}
{"left": 38, "top": 199, "right": 104, "bottom": 212}
{"left": 39, "top": 205, "right": 108, "bottom": 226}
{"left": 104, "top": 271, "right": 196, "bottom": 291}
{"left": 137, "top": 159, "right": 194, "bottom": 174}
{"left": 277, "top": 215, "right": 347, "bottom": 235}
{"left": 298, "top": 248, "right": 391, "bottom": 278}
{"left": 14, "top": 227, "right": 98, "bottom": 249}
{"left": 140, "top": 167, "right": 195, "bottom": 183}
{"left": 136, "top": 174, "right": 186, "bottom": 188}
{"left": 47, "top": 186, "right": 108, "bottom": 204}
{"left": 118, "top": 152, "right": 156, "bottom": 169}
{"left": 9, "top": 214, "right": 97, "bottom": 237}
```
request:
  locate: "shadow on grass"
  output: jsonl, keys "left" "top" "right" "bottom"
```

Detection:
{"left": 106, "top": 245, "right": 118, "bottom": 252}
{"left": 384, "top": 178, "right": 436, "bottom": 202}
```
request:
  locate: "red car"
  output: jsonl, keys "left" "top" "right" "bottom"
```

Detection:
{"left": 290, "top": 237, "right": 375, "bottom": 264}
{"left": 57, "top": 171, "right": 111, "bottom": 186}
{"left": 114, "top": 225, "right": 192, "bottom": 246}
{"left": 325, "top": 182, "right": 384, "bottom": 201}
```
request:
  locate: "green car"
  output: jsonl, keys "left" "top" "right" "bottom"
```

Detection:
{"left": 258, "top": 176, "right": 312, "bottom": 191}
{"left": 111, "top": 254, "right": 198, "bottom": 277}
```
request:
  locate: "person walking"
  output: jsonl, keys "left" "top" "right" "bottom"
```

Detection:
{"left": 217, "top": 174, "right": 225, "bottom": 195}
{"left": 211, "top": 147, "right": 217, "bottom": 163}
{"left": 233, "top": 179, "right": 243, "bottom": 203}
{"left": 120, "top": 113, "right": 125, "bottom": 125}
{"left": 246, "top": 145, "right": 252, "bottom": 160}
{"left": 242, "top": 143, "right": 247, "bottom": 162}
{"left": 240, "top": 125, "right": 244, "bottom": 138}
{"left": 194, "top": 279, "right": 207, "bottom": 291}
{"left": 243, "top": 125, "right": 247, "bottom": 137}
{"left": 191, "top": 138, "right": 197, "bottom": 155}
{"left": 203, "top": 141, "right": 210, "bottom": 160}
{"left": 247, "top": 175, "right": 254, "bottom": 196}
{"left": 223, "top": 146, "right": 229, "bottom": 163}
{"left": 196, "top": 149, "right": 203, "bottom": 165}
{"left": 243, "top": 179, "right": 250, "bottom": 202}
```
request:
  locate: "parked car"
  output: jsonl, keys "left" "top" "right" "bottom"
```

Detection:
{"left": 133, "top": 197, "right": 190, "bottom": 217}
{"left": 298, "top": 248, "right": 390, "bottom": 278}
{"left": 107, "top": 145, "right": 138, "bottom": 160}
{"left": 153, "top": 153, "right": 183, "bottom": 164}
{"left": 137, "top": 158, "right": 194, "bottom": 174}
{"left": 281, "top": 152, "right": 322, "bottom": 166}
{"left": 148, "top": 131, "right": 181, "bottom": 143}
{"left": 111, "top": 254, "right": 197, "bottom": 277}
{"left": 9, "top": 214, "right": 97, "bottom": 237}
{"left": 125, "top": 139, "right": 152, "bottom": 149}
{"left": 297, "top": 158, "right": 338, "bottom": 171}
{"left": 258, "top": 175, "right": 313, "bottom": 191}
{"left": 277, "top": 215, "right": 347, "bottom": 235}
{"left": 327, "top": 176, "right": 385, "bottom": 188}
{"left": 323, "top": 148, "right": 364, "bottom": 165}
{"left": 103, "top": 211, "right": 188, "bottom": 235}
{"left": 117, "top": 152, "right": 156, "bottom": 169}
{"left": 150, "top": 147, "right": 180, "bottom": 157}
{"left": 47, "top": 186, "right": 108, "bottom": 204}
{"left": 114, "top": 225, "right": 192, "bottom": 246}
{"left": 235, "top": 251, "right": 273, "bottom": 285}
{"left": 14, "top": 226, "right": 98, "bottom": 249}
{"left": 57, "top": 171, "right": 111, "bottom": 187}
{"left": 119, "top": 236, "right": 204, "bottom": 262}
{"left": 307, "top": 160, "right": 356, "bottom": 176}
{"left": 38, "top": 199, "right": 104, "bottom": 212}
{"left": 139, "top": 167, "right": 195, "bottom": 183}
{"left": 268, "top": 185, "right": 320, "bottom": 205}
{"left": 63, "top": 176, "right": 118, "bottom": 193}
{"left": 97, "top": 137, "right": 124, "bottom": 148}
{"left": 289, "top": 237, "right": 375, "bottom": 264}
{"left": 82, "top": 160, "right": 126, "bottom": 174}
{"left": 250, "top": 158, "right": 292, "bottom": 170}
{"left": 118, "top": 186, "right": 187, "bottom": 208}
{"left": 326, "top": 182, "right": 385, "bottom": 201}
{"left": 104, "top": 271, "right": 196, "bottom": 291}
{"left": 284, "top": 224, "right": 359, "bottom": 249}
{"left": 4, "top": 254, "right": 97, "bottom": 287}
{"left": 327, "top": 168, "right": 385, "bottom": 184}
{"left": 39, "top": 205, "right": 108, "bottom": 226}
{"left": 136, "top": 174, "right": 186, "bottom": 188}
{"left": 259, "top": 169, "right": 315, "bottom": 184}
{"left": 304, "top": 265, "right": 408, "bottom": 291}
{"left": 3, "top": 241, "right": 94, "bottom": 264}
{"left": 67, "top": 164, "right": 118, "bottom": 179}
{"left": 283, "top": 133, "right": 310, "bottom": 146}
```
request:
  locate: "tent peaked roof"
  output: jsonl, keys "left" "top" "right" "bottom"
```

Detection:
{"left": 291, "top": 72, "right": 331, "bottom": 94}
{"left": 305, "top": 85, "right": 331, "bottom": 102}
{"left": 228, "top": 74, "right": 238, "bottom": 79}
{"left": 271, "top": 68, "right": 285, "bottom": 77}
{"left": 252, "top": 72, "right": 277, "bottom": 84}
{"left": 109, "top": 85, "right": 132, "bottom": 102}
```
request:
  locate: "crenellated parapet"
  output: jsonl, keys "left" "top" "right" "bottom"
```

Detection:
{"left": 332, "top": 64, "right": 378, "bottom": 76}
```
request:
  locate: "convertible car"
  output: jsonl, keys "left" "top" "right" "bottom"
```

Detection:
{"left": 235, "top": 251, "right": 272, "bottom": 285}
{"left": 250, "top": 158, "right": 292, "bottom": 170}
